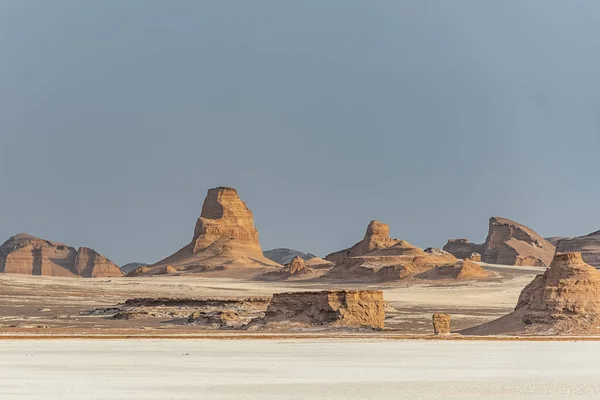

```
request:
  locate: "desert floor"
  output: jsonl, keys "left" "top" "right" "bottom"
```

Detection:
{"left": 0, "top": 263, "right": 540, "bottom": 335}
{"left": 2, "top": 339, "right": 600, "bottom": 400}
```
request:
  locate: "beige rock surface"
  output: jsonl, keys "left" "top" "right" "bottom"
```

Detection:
{"left": 324, "top": 221, "right": 456, "bottom": 281}
{"left": 556, "top": 230, "right": 600, "bottom": 268}
{"left": 463, "top": 252, "right": 600, "bottom": 335}
{"left": 251, "top": 290, "right": 385, "bottom": 329}
{"left": 418, "top": 260, "right": 490, "bottom": 280}
{"left": 444, "top": 217, "right": 555, "bottom": 267}
{"left": 142, "top": 187, "right": 280, "bottom": 275}
{"left": 325, "top": 221, "right": 399, "bottom": 263}
{"left": 432, "top": 313, "right": 451, "bottom": 335}
{"left": 0, "top": 233, "right": 121, "bottom": 278}
{"left": 468, "top": 252, "right": 482, "bottom": 262}
{"left": 73, "top": 247, "right": 123, "bottom": 278}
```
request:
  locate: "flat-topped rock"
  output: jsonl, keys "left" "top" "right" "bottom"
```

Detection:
{"left": 249, "top": 290, "right": 385, "bottom": 330}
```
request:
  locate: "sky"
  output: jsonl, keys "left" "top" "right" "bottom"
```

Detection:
{"left": 1, "top": 1, "right": 600, "bottom": 265}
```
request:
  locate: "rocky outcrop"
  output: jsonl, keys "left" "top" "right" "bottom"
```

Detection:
{"left": 444, "top": 217, "right": 555, "bottom": 267}
{"left": 287, "top": 256, "right": 308, "bottom": 275}
{"left": 0, "top": 233, "right": 122, "bottom": 277}
{"left": 187, "top": 310, "right": 243, "bottom": 329}
{"left": 432, "top": 313, "right": 451, "bottom": 335}
{"left": 324, "top": 221, "right": 457, "bottom": 281}
{"left": 141, "top": 187, "right": 280, "bottom": 275}
{"left": 249, "top": 290, "right": 385, "bottom": 330}
{"left": 556, "top": 231, "right": 600, "bottom": 268}
{"left": 326, "top": 221, "right": 399, "bottom": 263}
{"left": 468, "top": 252, "right": 482, "bottom": 262}
{"left": 262, "top": 256, "right": 315, "bottom": 280}
{"left": 463, "top": 253, "right": 600, "bottom": 335}
{"left": 418, "top": 260, "right": 490, "bottom": 280}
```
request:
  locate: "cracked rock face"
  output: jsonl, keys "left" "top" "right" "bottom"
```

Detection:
{"left": 0, "top": 233, "right": 122, "bottom": 277}
{"left": 444, "top": 217, "right": 555, "bottom": 267}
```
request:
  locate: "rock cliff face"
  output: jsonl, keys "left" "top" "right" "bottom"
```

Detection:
{"left": 144, "top": 187, "right": 280, "bottom": 275}
{"left": 0, "top": 233, "right": 122, "bottom": 277}
{"left": 73, "top": 247, "right": 124, "bottom": 278}
{"left": 250, "top": 290, "right": 385, "bottom": 329}
{"left": 463, "top": 253, "right": 600, "bottom": 335}
{"left": 324, "top": 221, "right": 457, "bottom": 281}
{"left": 555, "top": 231, "right": 600, "bottom": 268}
{"left": 443, "top": 217, "right": 555, "bottom": 267}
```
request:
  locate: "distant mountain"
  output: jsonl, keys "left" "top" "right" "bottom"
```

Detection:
{"left": 555, "top": 230, "right": 600, "bottom": 268}
{"left": 121, "top": 262, "right": 149, "bottom": 274}
{"left": 263, "top": 248, "right": 318, "bottom": 265}
{"left": 0, "top": 233, "right": 123, "bottom": 277}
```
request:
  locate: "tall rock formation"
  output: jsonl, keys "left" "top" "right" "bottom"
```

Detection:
{"left": 324, "top": 221, "right": 457, "bottom": 280}
{"left": 555, "top": 230, "right": 600, "bottom": 268}
{"left": 0, "top": 233, "right": 122, "bottom": 277}
{"left": 463, "top": 253, "right": 600, "bottom": 335}
{"left": 145, "top": 187, "right": 280, "bottom": 275}
{"left": 443, "top": 217, "right": 555, "bottom": 267}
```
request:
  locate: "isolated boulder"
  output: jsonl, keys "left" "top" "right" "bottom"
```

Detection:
{"left": 164, "top": 265, "right": 177, "bottom": 274}
{"left": 444, "top": 217, "right": 555, "bottom": 267}
{"left": 432, "top": 313, "right": 451, "bottom": 335}
{"left": 468, "top": 252, "right": 482, "bottom": 262}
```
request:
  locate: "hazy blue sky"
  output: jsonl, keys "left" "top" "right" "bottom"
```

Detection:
{"left": 1, "top": 1, "right": 600, "bottom": 265}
